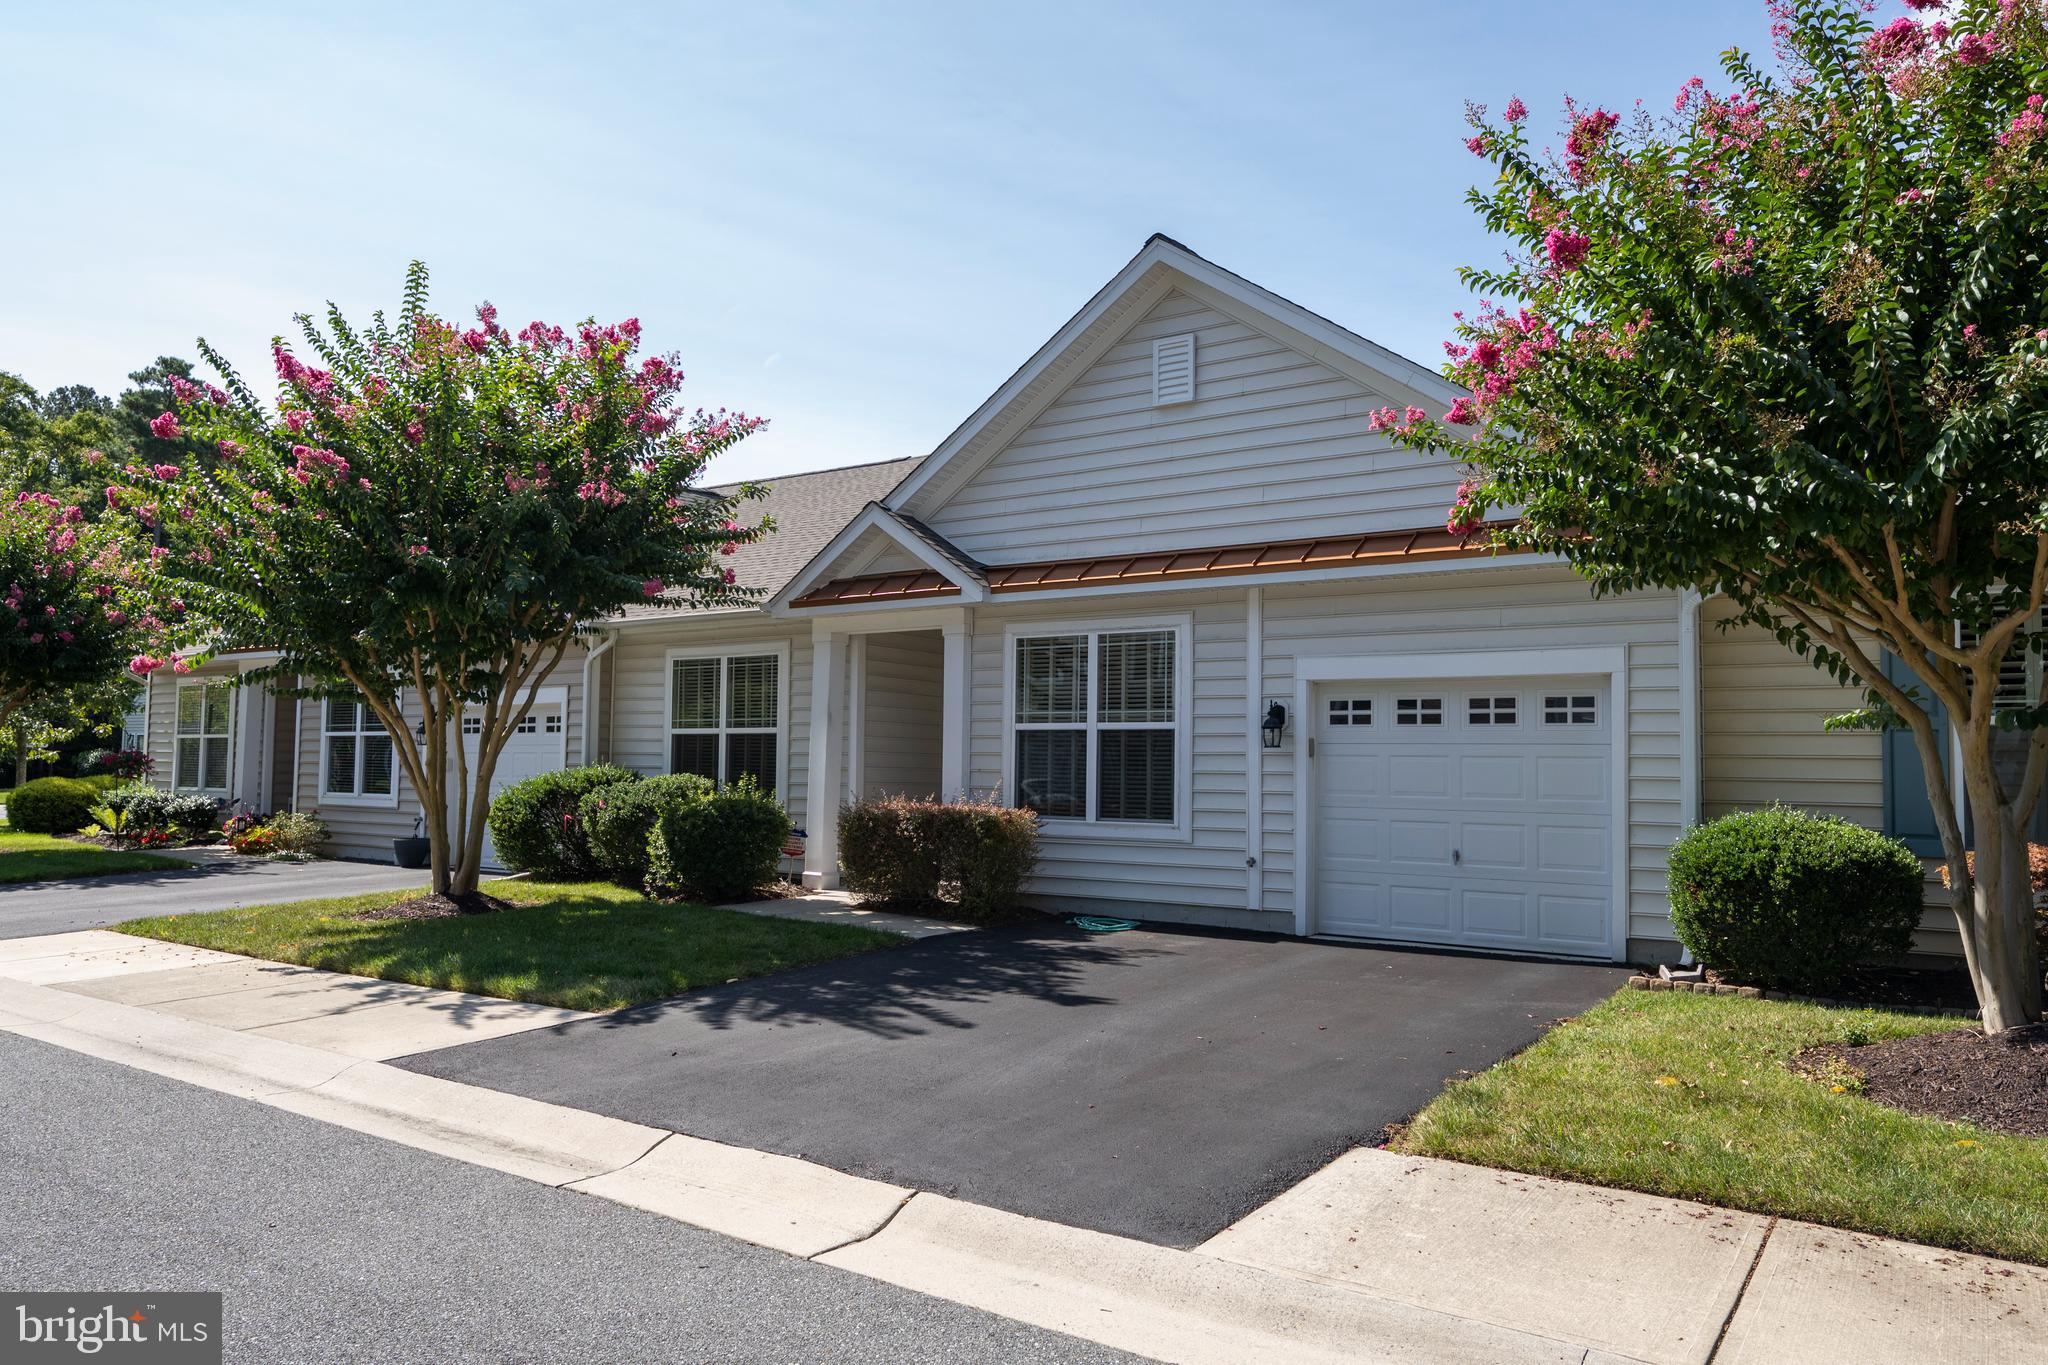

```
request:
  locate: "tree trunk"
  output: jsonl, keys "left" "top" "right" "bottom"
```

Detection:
{"left": 1938, "top": 725, "right": 2045, "bottom": 1033}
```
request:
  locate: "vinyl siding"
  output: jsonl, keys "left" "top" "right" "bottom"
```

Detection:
{"left": 920, "top": 288, "right": 1468, "bottom": 563}
{"left": 859, "top": 629, "right": 942, "bottom": 799}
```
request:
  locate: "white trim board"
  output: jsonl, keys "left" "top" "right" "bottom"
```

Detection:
{"left": 1287, "top": 646, "right": 1630, "bottom": 960}
{"left": 770, "top": 503, "right": 987, "bottom": 613}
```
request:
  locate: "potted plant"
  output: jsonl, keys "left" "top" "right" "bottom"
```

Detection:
{"left": 393, "top": 815, "right": 430, "bottom": 869}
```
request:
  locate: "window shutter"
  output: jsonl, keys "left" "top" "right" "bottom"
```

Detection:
{"left": 1880, "top": 650, "right": 1948, "bottom": 856}
{"left": 1151, "top": 334, "right": 1196, "bottom": 406}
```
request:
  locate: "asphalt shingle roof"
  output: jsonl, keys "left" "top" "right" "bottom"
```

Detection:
{"left": 612, "top": 456, "right": 922, "bottom": 621}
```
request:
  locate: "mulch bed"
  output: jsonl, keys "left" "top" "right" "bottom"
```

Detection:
{"left": 348, "top": 891, "right": 515, "bottom": 921}
{"left": 1800, "top": 1023, "right": 2048, "bottom": 1139}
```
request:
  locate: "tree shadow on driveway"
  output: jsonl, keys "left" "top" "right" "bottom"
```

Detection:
{"left": 593, "top": 922, "right": 1170, "bottom": 1040}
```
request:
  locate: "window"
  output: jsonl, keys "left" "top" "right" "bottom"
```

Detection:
{"left": 1328, "top": 698, "right": 1371, "bottom": 726}
{"left": 669, "top": 652, "right": 781, "bottom": 793}
{"left": 1012, "top": 626, "right": 1181, "bottom": 825}
{"left": 1543, "top": 694, "right": 1599, "bottom": 725}
{"left": 1395, "top": 696, "right": 1443, "bottom": 726}
{"left": 173, "top": 680, "right": 232, "bottom": 792}
{"left": 1468, "top": 695, "right": 1518, "bottom": 726}
{"left": 322, "top": 696, "right": 395, "bottom": 801}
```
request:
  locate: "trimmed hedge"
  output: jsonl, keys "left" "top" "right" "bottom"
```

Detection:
{"left": 838, "top": 796, "right": 1039, "bottom": 920}
{"left": 1667, "top": 806, "right": 1924, "bottom": 993}
{"left": 647, "top": 778, "right": 791, "bottom": 901}
{"left": 580, "top": 773, "right": 714, "bottom": 885}
{"left": 104, "top": 784, "right": 221, "bottom": 838}
{"left": 486, "top": 765, "right": 642, "bottom": 880}
{"left": 7, "top": 777, "right": 106, "bottom": 834}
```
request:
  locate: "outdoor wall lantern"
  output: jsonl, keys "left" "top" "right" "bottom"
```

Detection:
{"left": 1261, "top": 700, "right": 1288, "bottom": 748}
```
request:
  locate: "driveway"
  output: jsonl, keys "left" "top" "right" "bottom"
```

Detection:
{"left": 400, "top": 921, "right": 1628, "bottom": 1247}
{"left": 0, "top": 850, "right": 429, "bottom": 939}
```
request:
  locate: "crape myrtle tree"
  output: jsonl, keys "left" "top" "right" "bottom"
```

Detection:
{"left": 1392, "top": 0, "right": 2048, "bottom": 1030}
{"left": 0, "top": 489, "right": 168, "bottom": 736}
{"left": 112, "top": 264, "right": 767, "bottom": 903}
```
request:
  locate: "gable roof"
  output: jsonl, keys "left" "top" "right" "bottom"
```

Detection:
{"left": 883, "top": 234, "right": 1465, "bottom": 520}
{"left": 612, "top": 456, "right": 921, "bottom": 622}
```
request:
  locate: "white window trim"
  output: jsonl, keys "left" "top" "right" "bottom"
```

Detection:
{"left": 172, "top": 678, "right": 233, "bottom": 796}
{"left": 663, "top": 641, "right": 791, "bottom": 797}
{"left": 1001, "top": 613, "right": 1194, "bottom": 843}
{"left": 317, "top": 693, "right": 401, "bottom": 809}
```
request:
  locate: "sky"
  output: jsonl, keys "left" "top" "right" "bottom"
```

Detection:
{"left": 1, "top": 1, "right": 1775, "bottom": 486}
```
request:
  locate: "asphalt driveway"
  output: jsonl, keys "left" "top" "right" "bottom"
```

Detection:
{"left": 0, "top": 850, "right": 429, "bottom": 939}
{"left": 400, "top": 920, "right": 1628, "bottom": 1246}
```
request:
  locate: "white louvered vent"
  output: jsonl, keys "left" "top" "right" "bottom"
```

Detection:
{"left": 1152, "top": 333, "right": 1196, "bottom": 406}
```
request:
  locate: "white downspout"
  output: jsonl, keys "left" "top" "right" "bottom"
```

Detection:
{"left": 580, "top": 629, "right": 617, "bottom": 769}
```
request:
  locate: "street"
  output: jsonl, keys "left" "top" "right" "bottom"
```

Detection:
{"left": 0, "top": 1031, "right": 1134, "bottom": 1364}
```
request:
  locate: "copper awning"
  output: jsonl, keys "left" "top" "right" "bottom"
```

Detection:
{"left": 788, "top": 570, "right": 962, "bottom": 609}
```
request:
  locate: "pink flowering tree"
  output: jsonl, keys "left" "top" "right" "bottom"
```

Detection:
{"left": 1396, "top": 0, "right": 2048, "bottom": 1030}
{"left": 0, "top": 490, "right": 167, "bottom": 740}
{"left": 110, "top": 263, "right": 766, "bottom": 902}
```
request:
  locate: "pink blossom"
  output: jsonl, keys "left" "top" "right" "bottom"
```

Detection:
{"left": 403, "top": 421, "right": 425, "bottom": 446}
{"left": 217, "top": 439, "right": 243, "bottom": 459}
{"left": 1444, "top": 397, "right": 1479, "bottom": 425}
{"left": 723, "top": 568, "right": 736, "bottom": 585}
{"left": 1465, "top": 134, "right": 1490, "bottom": 155}
{"left": 1503, "top": 97, "right": 1527, "bottom": 123}
{"left": 169, "top": 375, "right": 200, "bottom": 404}
{"left": 282, "top": 409, "right": 312, "bottom": 433}
{"left": 1953, "top": 31, "right": 1995, "bottom": 65}
{"left": 151, "top": 463, "right": 180, "bottom": 481}
{"left": 148, "top": 412, "right": 182, "bottom": 440}
{"left": 642, "top": 579, "right": 664, "bottom": 597}
{"left": 171, "top": 656, "right": 193, "bottom": 674}
{"left": 1543, "top": 228, "right": 1591, "bottom": 272}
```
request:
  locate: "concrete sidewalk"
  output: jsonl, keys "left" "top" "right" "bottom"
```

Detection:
{"left": 0, "top": 929, "right": 2040, "bottom": 1364}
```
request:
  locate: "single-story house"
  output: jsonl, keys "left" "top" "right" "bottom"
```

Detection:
{"left": 133, "top": 235, "right": 1984, "bottom": 963}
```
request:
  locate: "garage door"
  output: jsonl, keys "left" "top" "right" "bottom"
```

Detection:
{"left": 1313, "top": 677, "right": 1613, "bottom": 957}
{"left": 461, "top": 698, "right": 567, "bottom": 872}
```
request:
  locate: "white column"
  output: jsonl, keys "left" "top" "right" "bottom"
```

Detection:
{"left": 805, "top": 624, "right": 845, "bottom": 890}
{"left": 1245, "top": 586, "right": 1264, "bottom": 912}
{"left": 846, "top": 636, "right": 866, "bottom": 805}
{"left": 940, "top": 611, "right": 974, "bottom": 800}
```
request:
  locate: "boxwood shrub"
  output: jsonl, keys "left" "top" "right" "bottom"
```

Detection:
{"left": 838, "top": 796, "right": 1039, "bottom": 920}
{"left": 580, "top": 773, "right": 714, "bottom": 886}
{"left": 7, "top": 777, "right": 106, "bottom": 834}
{"left": 486, "top": 764, "right": 641, "bottom": 880}
{"left": 647, "top": 778, "right": 790, "bottom": 901}
{"left": 1667, "top": 806, "right": 1924, "bottom": 992}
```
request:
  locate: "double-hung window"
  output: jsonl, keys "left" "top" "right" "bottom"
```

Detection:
{"left": 669, "top": 650, "right": 782, "bottom": 794}
{"left": 322, "top": 696, "right": 396, "bottom": 802}
{"left": 173, "top": 679, "right": 232, "bottom": 793}
{"left": 1011, "top": 623, "right": 1183, "bottom": 827}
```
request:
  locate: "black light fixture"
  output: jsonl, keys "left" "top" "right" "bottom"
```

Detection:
{"left": 1261, "top": 700, "right": 1287, "bottom": 749}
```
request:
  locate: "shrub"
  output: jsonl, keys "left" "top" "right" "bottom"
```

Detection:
{"left": 486, "top": 764, "right": 641, "bottom": 880}
{"left": 106, "top": 787, "right": 220, "bottom": 840}
{"left": 838, "top": 796, "right": 1039, "bottom": 920}
{"left": 75, "top": 748, "right": 153, "bottom": 780}
{"left": 263, "top": 810, "right": 329, "bottom": 856}
{"left": 580, "top": 773, "right": 713, "bottom": 886}
{"left": 647, "top": 778, "right": 791, "bottom": 901}
{"left": 1667, "top": 807, "right": 1924, "bottom": 993}
{"left": 7, "top": 777, "right": 107, "bottom": 834}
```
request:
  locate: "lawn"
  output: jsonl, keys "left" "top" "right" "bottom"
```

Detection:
{"left": 116, "top": 879, "right": 906, "bottom": 1011}
{"left": 1396, "top": 988, "right": 2048, "bottom": 1265}
{"left": 0, "top": 828, "right": 187, "bottom": 884}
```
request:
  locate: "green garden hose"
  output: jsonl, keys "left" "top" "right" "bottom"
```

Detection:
{"left": 1071, "top": 915, "right": 1140, "bottom": 933}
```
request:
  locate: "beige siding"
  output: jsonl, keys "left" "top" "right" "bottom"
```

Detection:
{"left": 921, "top": 289, "right": 1467, "bottom": 563}
{"left": 295, "top": 650, "right": 586, "bottom": 862}
{"left": 859, "top": 630, "right": 943, "bottom": 799}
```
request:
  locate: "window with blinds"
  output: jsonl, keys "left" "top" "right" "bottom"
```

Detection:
{"left": 1013, "top": 626, "right": 1180, "bottom": 824}
{"left": 174, "top": 680, "right": 232, "bottom": 793}
{"left": 670, "top": 652, "right": 781, "bottom": 793}
{"left": 322, "top": 695, "right": 395, "bottom": 800}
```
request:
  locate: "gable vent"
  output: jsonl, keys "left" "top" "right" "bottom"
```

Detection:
{"left": 1152, "top": 333, "right": 1196, "bottom": 406}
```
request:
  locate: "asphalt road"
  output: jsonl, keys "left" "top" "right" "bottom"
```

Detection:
{"left": 0, "top": 1031, "right": 1135, "bottom": 1365}
{"left": 402, "top": 921, "right": 1628, "bottom": 1247}
{"left": 0, "top": 853, "right": 429, "bottom": 939}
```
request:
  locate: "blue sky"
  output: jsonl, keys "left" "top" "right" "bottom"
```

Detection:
{"left": 1, "top": 2, "right": 1772, "bottom": 485}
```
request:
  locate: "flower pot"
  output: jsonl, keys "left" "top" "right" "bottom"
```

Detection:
{"left": 392, "top": 836, "right": 431, "bottom": 869}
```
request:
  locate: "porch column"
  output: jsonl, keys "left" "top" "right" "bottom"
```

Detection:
{"left": 941, "top": 609, "right": 974, "bottom": 800}
{"left": 804, "top": 623, "right": 845, "bottom": 890}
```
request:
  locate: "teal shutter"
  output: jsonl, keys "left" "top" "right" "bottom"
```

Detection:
{"left": 1881, "top": 651, "right": 1947, "bottom": 856}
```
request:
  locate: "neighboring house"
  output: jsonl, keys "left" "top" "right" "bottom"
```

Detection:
{"left": 135, "top": 235, "right": 1969, "bottom": 963}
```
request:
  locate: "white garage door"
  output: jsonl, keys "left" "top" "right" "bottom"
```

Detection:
{"left": 461, "top": 698, "right": 567, "bottom": 872}
{"left": 1313, "top": 676, "right": 1613, "bottom": 958}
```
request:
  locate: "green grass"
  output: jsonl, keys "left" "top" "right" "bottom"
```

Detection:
{"left": 0, "top": 828, "right": 186, "bottom": 883}
{"left": 1397, "top": 989, "right": 2048, "bottom": 1264}
{"left": 115, "top": 878, "right": 905, "bottom": 1011}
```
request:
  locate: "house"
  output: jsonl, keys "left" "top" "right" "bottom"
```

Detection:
{"left": 132, "top": 235, "right": 1966, "bottom": 963}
